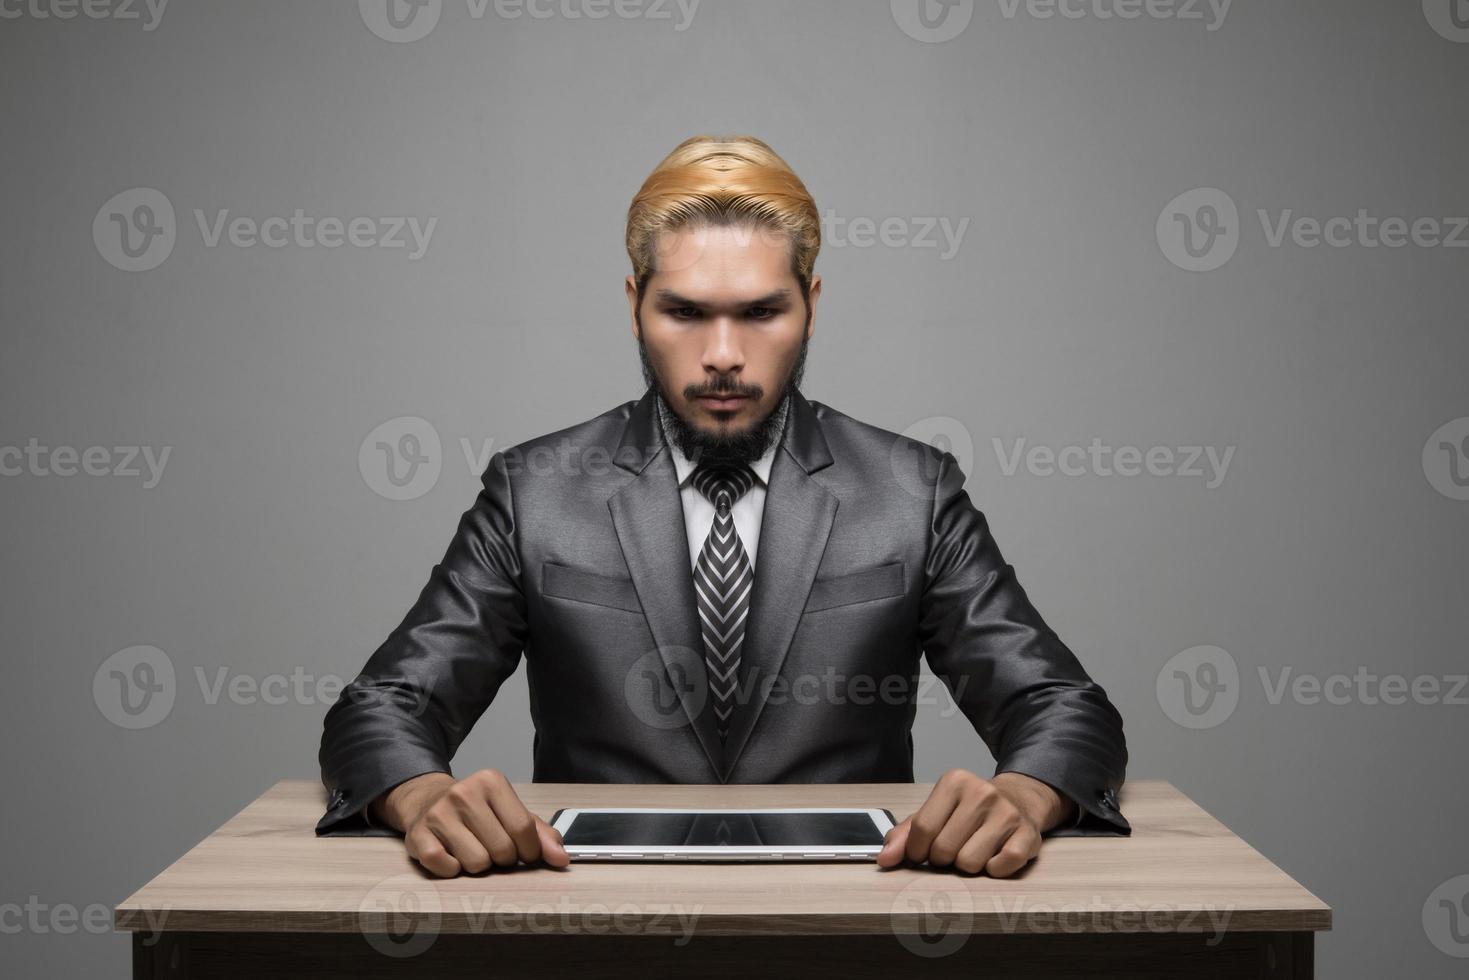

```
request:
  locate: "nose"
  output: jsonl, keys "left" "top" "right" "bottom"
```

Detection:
{"left": 700, "top": 316, "right": 745, "bottom": 376}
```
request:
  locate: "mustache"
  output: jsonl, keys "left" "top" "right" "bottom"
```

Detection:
{"left": 684, "top": 378, "right": 763, "bottom": 400}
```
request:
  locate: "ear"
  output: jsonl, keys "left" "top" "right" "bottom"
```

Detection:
{"left": 625, "top": 275, "right": 641, "bottom": 342}
{"left": 804, "top": 274, "right": 822, "bottom": 341}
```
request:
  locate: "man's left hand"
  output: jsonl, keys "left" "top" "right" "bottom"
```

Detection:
{"left": 876, "top": 769, "right": 1076, "bottom": 877}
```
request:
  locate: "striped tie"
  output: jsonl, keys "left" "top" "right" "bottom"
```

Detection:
{"left": 690, "top": 461, "right": 757, "bottom": 743}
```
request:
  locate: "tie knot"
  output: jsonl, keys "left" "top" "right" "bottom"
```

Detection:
{"left": 691, "top": 462, "right": 755, "bottom": 515}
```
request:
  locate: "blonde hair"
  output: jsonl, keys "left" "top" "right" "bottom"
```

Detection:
{"left": 626, "top": 135, "right": 821, "bottom": 301}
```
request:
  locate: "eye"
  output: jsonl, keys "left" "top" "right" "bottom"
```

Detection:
{"left": 668, "top": 306, "right": 700, "bottom": 320}
{"left": 747, "top": 307, "right": 778, "bottom": 320}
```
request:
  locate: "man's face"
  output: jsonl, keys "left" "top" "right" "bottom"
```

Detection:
{"left": 627, "top": 221, "right": 820, "bottom": 462}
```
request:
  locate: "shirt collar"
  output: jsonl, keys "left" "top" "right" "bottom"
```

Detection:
{"left": 657, "top": 393, "right": 787, "bottom": 489}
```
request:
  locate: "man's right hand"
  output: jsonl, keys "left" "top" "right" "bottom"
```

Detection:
{"left": 373, "top": 769, "right": 570, "bottom": 877}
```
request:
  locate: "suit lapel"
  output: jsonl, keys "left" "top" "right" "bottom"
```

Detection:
{"left": 608, "top": 388, "right": 838, "bottom": 783}
{"left": 719, "top": 393, "right": 837, "bottom": 779}
{"left": 608, "top": 391, "right": 725, "bottom": 778}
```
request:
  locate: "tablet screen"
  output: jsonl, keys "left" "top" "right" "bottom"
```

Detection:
{"left": 561, "top": 811, "right": 885, "bottom": 847}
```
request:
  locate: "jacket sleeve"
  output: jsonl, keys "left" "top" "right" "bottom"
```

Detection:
{"left": 315, "top": 452, "right": 528, "bottom": 836}
{"left": 917, "top": 450, "right": 1130, "bottom": 836}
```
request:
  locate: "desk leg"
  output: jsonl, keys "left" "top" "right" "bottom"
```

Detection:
{"left": 134, "top": 929, "right": 1315, "bottom": 978}
{"left": 1286, "top": 931, "right": 1315, "bottom": 978}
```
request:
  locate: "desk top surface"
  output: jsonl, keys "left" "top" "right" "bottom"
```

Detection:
{"left": 115, "top": 780, "right": 1330, "bottom": 937}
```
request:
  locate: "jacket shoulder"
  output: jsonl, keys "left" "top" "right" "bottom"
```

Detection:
{"left": 500, "top": 400, "right": 636, "bottom": 458}
{"left": 806, "top": 399, "right": 951, "bottom": 476}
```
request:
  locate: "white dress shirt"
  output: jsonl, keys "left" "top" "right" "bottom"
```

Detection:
{"left": 657, "top": 396, "right": 788, "bottom": 571}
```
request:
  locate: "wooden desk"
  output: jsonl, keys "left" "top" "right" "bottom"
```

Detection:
{"left": 115, "top": 780, "right": 1329, "bottom": 978}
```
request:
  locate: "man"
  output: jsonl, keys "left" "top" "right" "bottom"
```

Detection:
{"left": 318, "top": 135, "right": 1129, "bottom": 879}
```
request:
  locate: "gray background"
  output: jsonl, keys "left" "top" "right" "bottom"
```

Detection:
{"left": 2, "top": 0, "right": 1466, "bottom": 975}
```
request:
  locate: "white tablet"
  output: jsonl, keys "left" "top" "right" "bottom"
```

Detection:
{"left": 549, "top": 807, "right": 897, "bottom": 862}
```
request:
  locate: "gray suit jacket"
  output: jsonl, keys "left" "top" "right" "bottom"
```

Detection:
{"left": 317, "top": 389, "right": 1130, "bottom": 836}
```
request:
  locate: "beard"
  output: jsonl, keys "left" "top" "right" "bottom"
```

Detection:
{"left": 638, "top": 334, "right": 809, "bottom": 468}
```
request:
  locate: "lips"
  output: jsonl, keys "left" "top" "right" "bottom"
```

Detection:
{"left": 697, "top": 395, "right": 750, "bottom": 410}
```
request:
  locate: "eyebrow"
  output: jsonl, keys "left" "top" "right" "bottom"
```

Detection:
{"left": 651, "top": 288, "right": 794, "bottom": 309}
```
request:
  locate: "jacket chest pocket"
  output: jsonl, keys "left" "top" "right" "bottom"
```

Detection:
{"left": 541, "top": 562, "right": 644, "bottom": 614}
{"left": 804, "top": 561, "right": 906, "bottom": 613}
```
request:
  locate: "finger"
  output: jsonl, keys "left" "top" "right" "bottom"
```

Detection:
{"left": 928, "top": 795, "right": 988, "bottom": 867}
{"left": 953, "top": 819, "right": 1012, "bottom": 875}
{"left": 877, "top": 817, "right": 911, "bottom": 868}
{"left": 481, "top": 773, "right": 543, "bottom": 865}
{"left": 425, "top": 811, "right": 492, "bottom": 875}
{"left": 906, "top": 785, "right": 963, "bottom": 865}
{"left": 405, "top": 822, "right": 462, "bottom": 878}
{"left": 984, "top": 823, "right": 1041, "bottom": 879}
{"left": 536, "top": 817, "right": 571, "bottom": 868}
{"left": 453, "top": 794, "right": 518, "bottom": 868}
